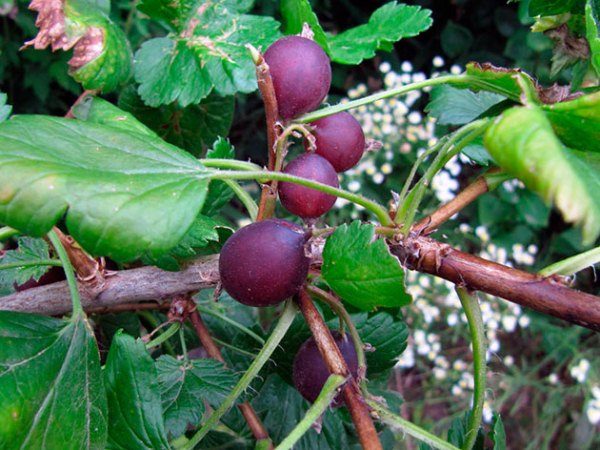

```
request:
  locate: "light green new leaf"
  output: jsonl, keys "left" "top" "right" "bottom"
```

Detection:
{"left": 134, "top": 1, "right": 281, "bottom": 107}
{"left": 156, "top": 355, "right": 238, "bottom": 437}
{"left": 104, "top": 333, "right": 169, "bottom": 450}
{"left": 465, "top": 62, "right": 539, "bottom": 103}
{"left": 118, "top": 87, "right": 234, "bottom": 156}
{"left": 543, "top": 90, "right": 600, "bottom": 153}
{"left": 0, "top": 312, "right": 107, "bottom": 449}
{"left": 0, "top": 237, "right": 51, "bottom": 287}
{"left": 586, "top": 0, "right": 600, "bottom": 76}
{"left": 484, "top": 106, "right": 600, "bottom": 245}
{"left": 328, "top": 2, "right": 432, "bottom": 65}
{"left": 0, "top": 115, "right": 210, "bottom": 262}
{"left": 280, "top": 0, "right": 329, "bottom": 52}
{"left": 426, "top": 85, "right": 506, "bottom": 125}
{"left": 322, "top": 221, "right": 411, "bottom": 310}
{"left": 0, "top": 93, "right": 11, "bottom": 123}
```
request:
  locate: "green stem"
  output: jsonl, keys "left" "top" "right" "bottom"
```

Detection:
{"left": 178, "top": 300, "right": 297, "bottom": 450}
{"left": 0, "top": 259, "right": 62, "bottom": 271}
{"left": 367, "top": 399, "right": 460, "bottom": 450}
{"left": 201, "top": 158, "right": 262, "bottom": 171}
{"left": 212, "top": 337, "right": 258, "bottom": 359}
{"left": 48, "top": 230, "right": 83, "bottom": 317}
{"left": 0, "top": 226, "right": 19, "bottom": 241}
{"left": 456, "top": 287, "right": 486, "bottom": 450}
{"left": 275, "top": 374, "right": 347, "bottom": 450}
{"left": 223, "top": 179, "right": 258, "bottom": 221}
{"left": 210, "top": 171, "right": 392, "bottom": 226}
{"left": 196, "top": 304, "right": 265, "bottom": 345}
{"left": 179, "top": 326, "right": 189, "bottom": 364}
{"left": 137, "top": 311, "right": 177, "bottom": 355}
{"left": 539, "top": 246, "right": 600, "bottom": 277}
{"left": 145, "top": 323, "right": 180, "bottom": 349}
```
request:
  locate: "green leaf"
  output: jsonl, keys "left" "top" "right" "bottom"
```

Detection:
{"left": 322, "top": 221, "right": 410, "bottom": 310}
{"left": 25, "top": 0, "right": 132, "bottom": 92}
{"left": 134, "top": 2, "right": 281, "bottom": 107}
{"left": 0, "top": 312, "right": 107, "bottom": 449}
{"left": 446, "top": 412, "right": 485, "bottom": 449}
{"left": 0, "top": 115, "right": 210, "bottom": 262}
{"left": 465, "top": 62, "right": 539, "bottom": 103}
{"left": 484, "top": 106, "right": 600, "bottom": 245}
{"left": 441, "top": 21, "right": 473, "bottom": 58}
{"left": 252, "top": 374, "right": 349, "bottom": 450}
{"left": 585, "top": 1, "right": 600, "bottom": 77}
{"left": 490, "top": 413, "right": 507, "bottom": 450}
{"left": 0, "top": 237, "right": 51, "bottom": 287}
{"left": 543, "top": 91, "right": 600, "bottom": 153}
{"left": 426, "top": 85, "right": 506, "bottom": 125}
{"left": 104, "top": 333, "right": 169, "bottom": 450}
{"left": 156, "top": 355, "right": 238, "bottom": 437}
{"left": 142, "top": 214, "right": 223, "bottom": 270}
{"left": 118, "top": 86, "right": 234, "bottom": 156}
{"left": 202, "top": 138, "right": 237, "bottom": 216}
{"left": 0, "top": 93, "right": 11, "bottom": 123}
{"left": 328, "top": 2, "right": 432, "bottom": 65}
{"left": 529, "top": 0, "right": 584, "bottom": 16}
{"left": 280, "top": 0, "right": 329, "bottom": 52}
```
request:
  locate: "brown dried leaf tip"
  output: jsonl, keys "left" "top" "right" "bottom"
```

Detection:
{"left": 23, "top": 0, "right": 105, "bottom": 71}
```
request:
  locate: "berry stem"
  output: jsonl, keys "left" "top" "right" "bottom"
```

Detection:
{"left": 455, "top": 287, "right": 486, "bottom": 450}
{"left": 366, "top": 399, "right": 460, "bottom": 450}
{"left": 223, "top": 179, "right": 259, "bottom": 221}
{"left": 210, "top": 170, "right": 392, "bottom": 226}
{"left": 196, "top": 303, "right": 265, "bottom": 345}
{"left": 47, "top": 229, "right": 83, "bottom": 318}
{"left": 296, "top": 288, "right": 382, "bottom": 450}
{"left": 539, "top": 245, "right": 600, "bottom": 277}
{"left": 275, "top": 374, "right": 347, "bottom": 450}
{"left": 0, "top": 226, "right": 18, "bottom": 241}
{"left": 144, "top": 322, "right": 180, "bottom": 349}
{"left": 294, "top": 74, "right": 520, "bottom": 123}
{"left": 0, "top": 259, "right": 62, "bottom": 271}
{"left": 179, "top": 300, "right": 297, "bottom": 450}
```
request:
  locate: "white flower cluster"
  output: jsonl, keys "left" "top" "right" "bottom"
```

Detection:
{"left": 570, "top": 359, "right": 591, "bottom": 383}
{"left": 586, "top": 385, "right": 600, "bottom": 425}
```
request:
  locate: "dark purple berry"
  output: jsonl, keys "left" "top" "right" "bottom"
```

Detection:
{"left": 264, "top": 36, "right": 331, "bottom": 119}
{"left": 292, "top": 331, "right": 359, "bottom": 406}
{"left": 310, "top": 112, "right": 366, "bottom": 172}
{"left": 219, "top": 219, "right": 309, "bottom": 307}
{"left": 278, "top": 153, "right": 338, "bottom": 218}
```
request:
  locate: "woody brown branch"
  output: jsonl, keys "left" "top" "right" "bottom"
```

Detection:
{"left": 2, "top": 238, "right": 600, "bottom": 331}
{"left": 296, "top": 289, "right": 382, "bottom": 450}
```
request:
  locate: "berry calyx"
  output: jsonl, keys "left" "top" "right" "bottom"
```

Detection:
{"left": 292, "top": 331, "right": 359, "bottom": 406}
{"left": 278, "top": 153, "right": 339, "bottom": 218}
{"left": 219, "top": 219, "right": 309, "bottom": 307}
{"left": 264, "top": 36, "right": 331, "bottom": 119}
{"left": 310, "top": 112, "right": 366, "bottom": 172}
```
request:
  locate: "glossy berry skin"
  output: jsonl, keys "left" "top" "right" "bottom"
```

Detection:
{"left": 219, "top": 219, "right": 309, "bottom": 307}
{"left": 310, "top": 112, "right": 366, "bottom": 172}
{"left": 293, "top": 331, "right": 359, "bottom": 406}
{"left": 264, "top": 36, "right": 331, "bottom": 119}
{"left": 278, "top": 153, "right": 339, "bottom": 218}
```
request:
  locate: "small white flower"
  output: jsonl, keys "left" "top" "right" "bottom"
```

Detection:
{"left": 372, "top": 173, "right": 385, "bottom": 184}
{"left": 518, "top": 315, "right": 530, "bottom": 328}
{"left": 381, "top": 163, "right": 393, "bottom": 175}
{"left": 475, "top": 226, "right": 490, "bottom": 242}
{"left": 502, "top": 316, "right": 517, "bottom": 333}
{"left": 450, "top": 64, "right": 462, "bottom": 75}
{"left": 503, "top": 355, "right": 514, "bottom": 367}
{"left": 433, "top": 56, "right": 445, "bottom": 67}
{"left": 570, "top": 359, "right": 590, "bottom": 383}
{"left": 433, "top": 367, "right": 447, "bottom": 380}
{"left": 447, "top": 313, "right": 458, "bottom": 326}
{"left": 348, "top": 180, "right": 361, "bottom": 192}
{"left": 548, "top": 373, "right": 559, "bottom": 385}
{"left": 379, "top": 62, "right": 391, "bottom": 73}
{"left": 401, "top": 61, "right": 413, "bottom": 72}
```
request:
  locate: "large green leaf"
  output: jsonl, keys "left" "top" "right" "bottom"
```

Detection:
{"left": 0, "top": 312, "right": 107, "bottom": 449}
{"left": 465, "top": 62, "right": 539, "bottom": 102}
{"left": 134, "top": 1, "right": 281, "bottom": 107}
{"left": 0, "top": 237, "right": 51, "bottom": 288}
{"left": 104, "top": 333, "right": 169, "bottom": 450}
{"left": 586, "top": 0, "right": 600, "bottom": 76}
{"left": 529, "top": 0, "right": 584, "bottom": 16}
{"left": 0, "top": 115, "right": 210, "bottom": 262}
{"left": 426, "top": 85, "right": 506, "bottom": 125}
{"left": 328, "top": 2, "right": 432, "bottom": 65}
{"left": 543, "top": 90, "right": 600, "bottom": 153}
{"left": 118, "top": 87, "right": 235, "bottom": 156}
{"left": 322, "top": 221, "right": 411, "bottom": 310}
{"left": 0, "top": 93, "right": 11, "bottom": 123}
{"left": 280, "top": 0, "right": 329, "bottom": 52}
{"left": 156, "top": 355, "right": 238, "bottom": 437}
{"left": 484, "top": 106, "right": 600, "bottom": 245}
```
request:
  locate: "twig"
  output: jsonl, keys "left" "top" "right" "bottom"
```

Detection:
{"left": 414, "top": 169, "right": 503, "bottom": 234}
{"left": 389, "top": 235, "right": 600, "bottom": 331}
{"left": 189, "top": 308, "right": 273, "bottom": 447}
{"left": 296, "top": 289, "right": 382, "bottom": 450}
{"left": 455, "top": 288, "right": 486, "bottom": 450}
